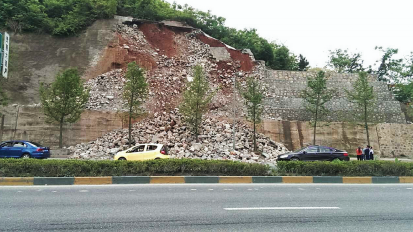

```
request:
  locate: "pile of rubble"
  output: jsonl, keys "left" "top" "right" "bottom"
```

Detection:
{"left": 85, "top": 69, "right": 126, "bottom": 111}
{"left": 83, "top": 23, "right": 264, "bottom": 113}
{"left": 74, "top": 21, "right": 289, "bottom": 163}
{"left": 68, "top": 110, "right": 288, "bottom": 163}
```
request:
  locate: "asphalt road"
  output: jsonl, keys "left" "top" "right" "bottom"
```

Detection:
{"left": 1, "top": 184, "right": 413, "bottom": 232}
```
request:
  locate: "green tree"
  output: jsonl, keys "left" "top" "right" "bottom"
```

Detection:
{"left": 393, "top": 82, "right": 413, "bottom": 103}
{"left": 179, "top": 65, "right": 215, "bottom": 143}
{"left": 123, "top": 62, "right": 149, "bottom": 147}
{"left": 374, "top": 46, "right": 403, "bottom": 82}
{"left": 327, "top": 49, "right": 364, "bottom": 73}
{"left": 39, "top": 68, "right": 89, "bottom": 148}
{"left": 346, "top": 72, "right": 376, "bottom": 146}
{"left": 238, "top": 77, "right": 264, "bottom": 152}
{"left": 301, "top": 71, "right": 332, "bottom": 145}
{"left": 272, "top": 46, "right": 295, "bottom": 70}
{"left": 297, "top": 54, "right": 310, "bottom": 71}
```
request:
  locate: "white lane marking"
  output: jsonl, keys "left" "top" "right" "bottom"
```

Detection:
{"left": 224, "top": 207, "right": 340, "bottom": 211}
{"left": 52, "top": 191, "right": 57, "bottom": 193}
{"left": 79, "top": 190, "right": 89, "bottom": 193}
{"left": 407, "top": 188, "right": 412, "bottom": 190}
{"left": 129, "top": 190, "right": 136, "bottom": 192}
{"left": 17, "top": 191, "right": 22, "bottom": 193}
{"left": 247, "top": 189, "right": 253, "bottom": 191}
{"left": 190, "top": 189, "right": 197, "bottom": 191}
{"left": 298, "top": 188, "right": 305, "bottom": 191}
{"left": 208, "top": 189, "right": 214, "bottom": 191}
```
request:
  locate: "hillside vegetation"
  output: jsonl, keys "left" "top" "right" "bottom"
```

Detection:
{"left": 0, "top": 0, "right": 307, "bottom": 71}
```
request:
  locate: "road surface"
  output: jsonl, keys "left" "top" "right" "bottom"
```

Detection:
{"left": 1, "top": 184, "right": 413, "bottom": 231}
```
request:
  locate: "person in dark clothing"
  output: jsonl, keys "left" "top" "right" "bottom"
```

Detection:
{"left": 369, "top": 146, "right": 374, "bottom": 160}
{"left": 363, "top": 145, "right": 370, "bottom": 160}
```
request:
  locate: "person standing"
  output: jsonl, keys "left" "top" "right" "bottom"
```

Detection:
{"left": 369, "top": 146, "right": 374, "bottom": 160}
{"left": 363, "top": 145, "right": 370, "bottom": 160}
{"left": 356, "top": 147, "right": 363, "bottom": 161}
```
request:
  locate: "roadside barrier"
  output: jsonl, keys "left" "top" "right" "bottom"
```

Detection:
{"left": 1, "top": 176, "right": 413, "bottom": 185}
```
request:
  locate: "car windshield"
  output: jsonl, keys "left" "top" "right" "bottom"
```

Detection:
{"left": 28, "top": 141, "right": 43, "bottom": 147}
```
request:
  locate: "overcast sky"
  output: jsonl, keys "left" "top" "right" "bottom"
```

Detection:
{"left": 165, "top": 0, "right": 413, "bottom": 69}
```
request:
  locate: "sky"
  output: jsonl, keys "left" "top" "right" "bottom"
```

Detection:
{"left": 165, "top": 0, "right": 413, "bottom": 69}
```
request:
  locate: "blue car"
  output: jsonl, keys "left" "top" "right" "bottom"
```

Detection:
{"left": 0, "top": 140, "right": 50, "bottom": 159}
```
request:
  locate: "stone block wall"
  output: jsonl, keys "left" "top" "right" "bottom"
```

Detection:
{"left": 263, "top": 70, "right": 405, "bottom": 123}
{"left": 259, "top": 119, "right": 413, "bottom": 158}
{"left": 0, "top": 106, "right": 122, "bottom": 148}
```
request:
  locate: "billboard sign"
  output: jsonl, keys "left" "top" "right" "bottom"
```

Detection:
{"left": 2, "top": 32, "right": 10, "bottom": 78}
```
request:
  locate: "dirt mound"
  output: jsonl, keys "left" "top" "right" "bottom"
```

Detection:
{"left": 139, "top": 23, "right": 178, "bottom": 57}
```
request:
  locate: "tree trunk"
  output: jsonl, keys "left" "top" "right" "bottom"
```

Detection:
{"left": 313, "top": 96, "right": 320, "bottom": 145}
{"left": 195, "top": 107, "right": 199, "bottom": 143}
{"left": 253, "top": 120, "right": 257, "bottom": 152}
{"left": 364, "top": 104, "right": 370, "bottom": 146}
{"left": 59, "top": 117, "right": 64, "bottom": 148}
{"left": 128, "top": 94, "right": 134, "bottom": 148}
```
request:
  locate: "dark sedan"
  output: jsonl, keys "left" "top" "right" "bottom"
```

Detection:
{"left": 0, "top": 140, "right": 50, "bottom": 159}
{"left": 277, "top": 145, "right": 349, "bottom": 162}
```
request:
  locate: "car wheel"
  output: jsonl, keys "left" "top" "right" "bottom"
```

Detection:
{"left": 290, "top": 157, "right": 300, "bottom": 161}
{"left": 21, "top": 153, "right": 31, "bottom": 159}
{"left": 118, "top": 157, "right": 126, "bottom": 161}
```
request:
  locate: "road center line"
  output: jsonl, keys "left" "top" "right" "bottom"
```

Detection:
{"left": 224, "top": 207, "right": 340, "bottom": 211}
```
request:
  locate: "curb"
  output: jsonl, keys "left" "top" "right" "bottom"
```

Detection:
{"left": 1, "top": 176, "right": 413, "bottom": 186}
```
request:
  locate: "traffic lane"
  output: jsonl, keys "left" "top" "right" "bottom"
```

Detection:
{"left": 1, "top": 184, "right": 413, "bottom": 232}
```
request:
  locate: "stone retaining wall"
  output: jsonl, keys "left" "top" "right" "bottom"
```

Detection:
{"left": 259, "top": 119, "right": 413, "bottom": 158}
{"left": 262, "top": 70, "right": 406, "bottom": 123}
{"left": 0, "top": 106, "right": 122, "bottom": 148}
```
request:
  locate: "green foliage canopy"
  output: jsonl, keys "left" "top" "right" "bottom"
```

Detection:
{"left": 39, "top": 68, "right": 90, "bottom": 148}
{"left": 298, "top": 54, "right": 310, "bottom": 71}
{"left": 301, "top": 71, "right": 332, "bottom": 145}
{"left": 179, "top": 65, "right": 215, "bottom": 143}
{"left": 327, "top": 49, "right": 364, "bottom": 73}
{"left": 122, "top": 61, "right": 149, "bottom": 146}
{"left": 238, "top": 77, "right": 264, "bottom": 152}
{"left": 374, "top": 47, "right": 404, "bottom": 82}
{"left": 346, "top": 72, "right": 376, "bottom": 145}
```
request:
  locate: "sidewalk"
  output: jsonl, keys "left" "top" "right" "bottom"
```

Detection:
{"left": 349, "top": 157, "right": 413, "bottom": 162}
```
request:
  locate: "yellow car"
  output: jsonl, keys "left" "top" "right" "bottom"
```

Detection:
{"left": 114, "top": 144, "right": 170, "bottom": 161}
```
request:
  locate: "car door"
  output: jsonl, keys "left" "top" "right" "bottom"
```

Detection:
{"left": 303, "top": 146, "right": 319, "bottom": 161}
{"left": 318, "top": 146, "right": 334, "bottom": 161}
{"left": 0, "top": 142, "right": 14, "bottom": 158}
{"left": 144, "top": 145, "right": 159, "bottom": 160}
{"left": 10, "top": 141, "right": 27, "bottom": 158}
{"left": 128, "top": 145, "right": 146, "bottom": 161}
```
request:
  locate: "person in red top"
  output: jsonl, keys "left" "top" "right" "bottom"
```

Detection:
{"left": 356, "top": 147, "right": 363, "bottom": 161}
